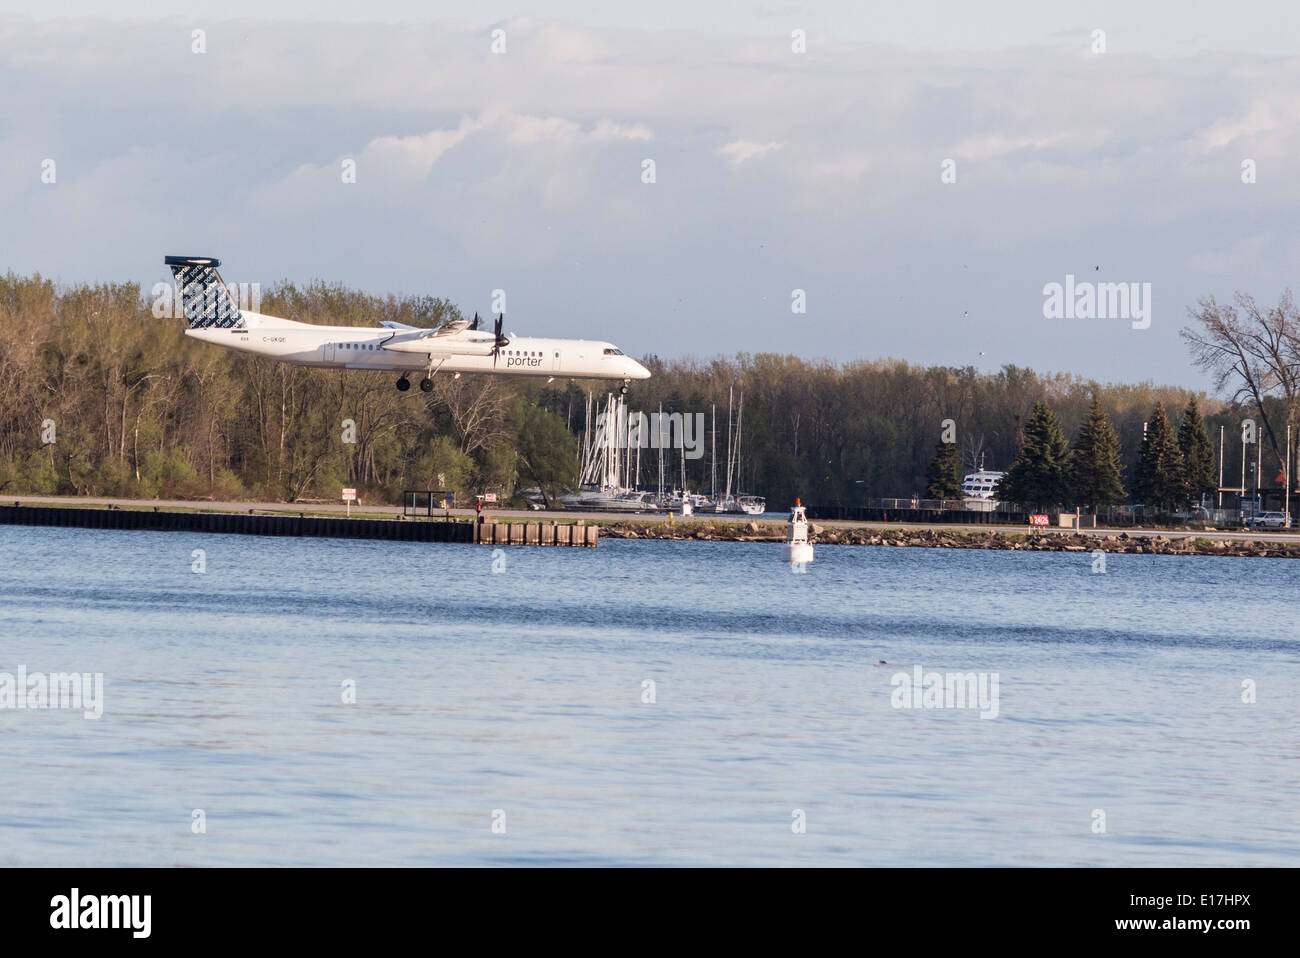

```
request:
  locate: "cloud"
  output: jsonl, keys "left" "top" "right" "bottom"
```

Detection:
{"left": 0, "top": 15, "right": 1297, "bottom": 387}
{"left": 1191, "top": 97, "right": 1297, "bottom": 152}
{"left": 718, "top": 139, "right": 784, "bottom": 167}
{"left": 355, "top": 114, "right": 485, "bottom": 182}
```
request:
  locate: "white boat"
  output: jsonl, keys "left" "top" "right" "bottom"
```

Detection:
{"left": 663, "top": 489, "right": 711, "bottom": 514}
{"left": 710, "top": 493, "right": 766, "bottom": 515}
{"left": 783, "top": 499, "right": 814, "bottom": 563}
{"left": 706, "top": 387, "right": 765, "bottom": 515}
{"left": 560, "top": 488, "right": 657, "bottom": 512}
{"left": 561, "top": 392, "right": 660, "bottom": 512}
{"left": 961, "top": 469, "right": 1004, "bottom": 512}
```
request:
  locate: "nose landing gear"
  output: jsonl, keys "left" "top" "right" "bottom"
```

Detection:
{"left": 619, "top": 379, "right": 630, "bottom": 396}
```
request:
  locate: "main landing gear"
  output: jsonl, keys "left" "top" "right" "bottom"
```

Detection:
{"left": 398, "top": 356, "right": 447, "bottom": 393}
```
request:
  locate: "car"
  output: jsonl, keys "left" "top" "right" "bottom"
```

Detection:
{"left": 1244, "top": 511, "right": 1289, "bottom": 529}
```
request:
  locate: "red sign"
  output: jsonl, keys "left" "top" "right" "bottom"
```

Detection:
{"left": 1029, "top": 514, "right": 1050, "bottom": 525}
{"left": 341, "top": 488, "right": 357, "bottom": 501}
{"left": 480, "top": 493, "right": 498, "bottom": 503}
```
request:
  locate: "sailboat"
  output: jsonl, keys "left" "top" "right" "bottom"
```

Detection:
{"left": 560, "top": 392, "right": 658, "bottom": 512}
{"left": 708, "top": 387, "right": 766, "bottom": 515}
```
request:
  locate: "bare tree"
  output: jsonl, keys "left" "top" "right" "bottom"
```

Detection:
{"left": 1182, "top": 291, "right": 1299, "bottom": 469}
{"left": 426, "top": 374, "right": 512, "bottom": 456}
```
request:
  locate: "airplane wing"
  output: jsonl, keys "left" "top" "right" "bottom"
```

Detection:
{"left": 425, "top": 319, "right": 471, "bottom": 337}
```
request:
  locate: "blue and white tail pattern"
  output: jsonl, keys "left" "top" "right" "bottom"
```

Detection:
{"left": 164, "top": 255, "right": 245, "bottom": 329}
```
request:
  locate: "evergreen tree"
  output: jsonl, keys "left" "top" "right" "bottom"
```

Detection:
{"left": 1070, "top": 393, "right": 1125, "bottom": 509}
{"left": 996, "top": 400, "right": 1070, "bottom": 509}
{"left": 925, "top": 441, "right": 963, "bottom": 499}
{"left": 1177, "top": 396, "right": 1216, "bottom": 503}
{"left": 1132, "top": 402, "right": 1185, "bottom": 511}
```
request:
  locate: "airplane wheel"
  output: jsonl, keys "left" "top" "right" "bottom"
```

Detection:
{"left": 619, "top": 382, "right": 629, "bottom": 396}
{"left": 419, "top": 378, "right": 434, "bottom": 392}
{"left": 396, "top": 377, "right": 410, "bottom": 392}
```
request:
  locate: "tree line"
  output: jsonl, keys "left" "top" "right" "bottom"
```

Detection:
{"left": 0, "top": 272, "right": 1292, "bottom": 510}
{"left": 925, "top": 394, "right": 1218, "bottom": 512}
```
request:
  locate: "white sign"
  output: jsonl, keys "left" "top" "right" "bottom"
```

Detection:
{"left": 481, "top": 493, "right": 498, "bottom": 503}
{"left": 342, "top": 488, "right": 357, "bottom": 502}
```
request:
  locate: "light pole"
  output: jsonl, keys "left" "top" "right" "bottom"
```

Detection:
{"left": 1240, "top": 434, "right": 1247, "bottom": 520}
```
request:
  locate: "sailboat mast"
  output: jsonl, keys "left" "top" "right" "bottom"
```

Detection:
{"left": 711, "top": 404, "right": 716, "bottom": 498}
{"left": 658, "top": 401, "right": 664, "bottom": 502}
{"left": 725, "top": 386, "right": 734, "bottom": 498}
{"left": 736, "top": 392, "right": 744, "bottom": 494}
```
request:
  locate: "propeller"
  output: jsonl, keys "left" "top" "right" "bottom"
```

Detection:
{"left": 470, "top": 312, "right": 480, "bottom": 331}
{"left": 491, "top": 313, "right": 509, "bottom": 366}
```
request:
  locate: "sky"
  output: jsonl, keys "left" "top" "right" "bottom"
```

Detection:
{"left": 1, "top": 2, "right": 1297, "bottom": 389}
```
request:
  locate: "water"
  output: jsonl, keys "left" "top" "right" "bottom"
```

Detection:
{"left": 1, "top": 525, "right": 1296, "bottom": 866}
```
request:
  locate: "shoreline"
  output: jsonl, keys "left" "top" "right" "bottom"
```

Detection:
{"left": 3, "top": 495, "right": 1297, "bottom": 557}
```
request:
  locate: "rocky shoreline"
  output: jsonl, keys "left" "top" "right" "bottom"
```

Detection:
{"left": 599, "top": 519, "right": 1300, "bottom": 558}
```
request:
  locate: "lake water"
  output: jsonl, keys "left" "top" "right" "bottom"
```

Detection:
{"left": 1, "top": 525, "right": 1296, "bottom": 866}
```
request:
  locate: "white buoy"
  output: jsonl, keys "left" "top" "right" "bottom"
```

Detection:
{"left": 783, "top": 498, "right": 814, "bottom": 563}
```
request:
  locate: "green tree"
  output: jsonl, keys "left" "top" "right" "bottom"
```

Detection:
{"left": 1069, "top": 394, "right": 1125, "bottom": 510}
{"left": 1133, "top": 402, "right": 1185, "bottom": 511}
{"left": 1177, "top": 396, "right": 1216, "bottom": 503}
{"left": 925, "top": 441, "right": 963, "bottom": 499}
{"left": 413, "top": 436, "right": 474, "bottom": 497}
{"left": 996, "top": 400, "right": 1070, "bottom": 509}
{"left": 512, "top": 400, "right": 579, "bottom": 508}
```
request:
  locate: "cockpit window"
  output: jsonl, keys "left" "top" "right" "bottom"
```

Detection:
{"left": 603, "top": 348, "right": 624, "bottom": 356}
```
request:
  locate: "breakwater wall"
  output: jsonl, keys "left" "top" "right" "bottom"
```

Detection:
{"left": 0, "top": 504, "right": 598, "bottom": 546}
{"left": 599, "top": 518, "right": 1299, "bottom": 557}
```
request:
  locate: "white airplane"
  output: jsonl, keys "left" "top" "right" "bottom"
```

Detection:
{"left": 165, "top": 255, "right": 651, "bottom": 393}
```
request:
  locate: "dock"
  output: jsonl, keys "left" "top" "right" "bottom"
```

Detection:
{"left": 0, "top": 503, "right": 598, "bottom": 547}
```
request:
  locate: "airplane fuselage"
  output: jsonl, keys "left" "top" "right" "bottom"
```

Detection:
{"left": 186, "top": 312, "right": 649, "bottom": 381}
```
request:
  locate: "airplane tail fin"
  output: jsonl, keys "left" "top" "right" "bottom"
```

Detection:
{"left": 164, "top": 255, "right": 246, "bottom": 329}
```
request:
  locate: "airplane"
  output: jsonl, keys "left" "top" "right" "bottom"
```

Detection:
{"left": 164, "top": 255, "right": 651, "bottom": 393}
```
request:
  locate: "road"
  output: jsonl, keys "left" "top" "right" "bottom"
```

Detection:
{"left": 5, "top": 494, "right": 1297, "bottom": 544}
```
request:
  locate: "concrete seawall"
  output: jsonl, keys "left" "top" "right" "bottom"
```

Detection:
{"left": 0, "top": 504, "right": 597, "bottom": 546}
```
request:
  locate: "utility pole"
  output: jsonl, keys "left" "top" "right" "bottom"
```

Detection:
{"left": 1217, "top": 424, "right": 1224, "bottom": 510}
